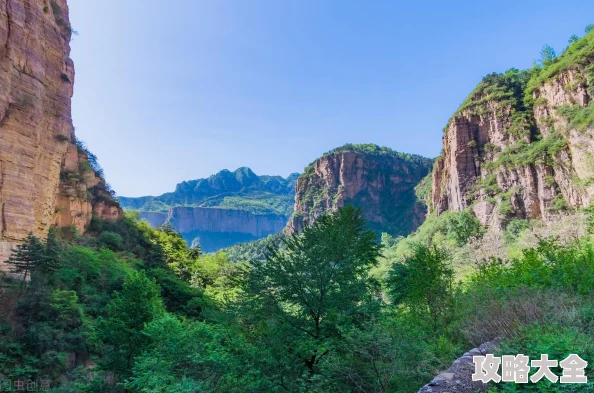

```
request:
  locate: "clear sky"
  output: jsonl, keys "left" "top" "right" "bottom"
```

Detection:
{"left": 69, "top": 0, "right": 594, "bottom": 197}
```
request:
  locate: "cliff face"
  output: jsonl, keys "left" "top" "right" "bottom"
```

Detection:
{"left": 287, "top": 144, "right": 433, "bottom": 236}
{"left": 0, "top": 0, "right": 121, "bottom": 266}
{"left": 121, "top": 167, "right": 296, "bottom": 251}
{"left": 138, "top": 207, "right": 286, "bottom": 252}
{"left": 159, "top": 207, "right": 286, "bottom": 237}
{"left": 432, "top": 35, "right": 594, "bottom": 228}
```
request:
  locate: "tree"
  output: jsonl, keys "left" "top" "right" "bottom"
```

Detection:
{"left": 188, "top": 244, "right": 202, "bottom": 260}
{"left": 568, "top": 34, "right": 580, "bottom": 45}
{"left": 445, "top": 210, "right": 484, "bottom": 246}
{"left": 126, "top": 315, "right": 265, "bottom": 393}
{"left": 241, "top": 206, "right": 382, "bottom": 386}
{"left": 189, "top": 252, "right": 238, "bottom": 304}
{"left": 7, "top": 233, "right": 45, "bottom": 294}
{"left": 38, "top": 228, "right": 62, "bottom": 286}
{"left": 150, "top": 223, "right": 196, "bottom": 278}
{"left": 98, "top": 271, "right": 165, "bottom": 376}
{"left": 539, "top": 44, "right": 557, "bottom": 67}
{"left": 586, "top": 24, "right": 594, "bottom": 34}
{"left": 387, "top": 244, "right": 455, "bottom": 331}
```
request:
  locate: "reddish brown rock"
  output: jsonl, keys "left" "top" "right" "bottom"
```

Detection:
{"left": 431, "top": 66, "right": 594, "bottom": 229}
{"left": 287, "top": 146, "right": 433, "bottom": 236}
{"left": 0, "top": 0, "right": 121, "bottom": 268}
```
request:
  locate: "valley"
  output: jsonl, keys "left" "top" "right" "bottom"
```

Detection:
{"left": 0, "top": 2, "right": 594, "bottom": 392}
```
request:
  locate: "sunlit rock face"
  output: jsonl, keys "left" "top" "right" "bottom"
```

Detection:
{"left": 432, "top": 65, "right": 594, "bottom": 230}
{"left": 287, "top": 145, "right": 433, "bottom": 237}
{"left": 0, "top": 0, "right": 121, "bottom": 268}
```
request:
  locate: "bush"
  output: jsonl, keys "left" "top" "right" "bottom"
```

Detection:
{"left": 97, "top": 231, "right": 124, "bottom": 251}
{"left": 445, "top": 210, "right": 485, "bottom": 246}
{"left": 504, "top": 219, "right": 530, "bottom": 244}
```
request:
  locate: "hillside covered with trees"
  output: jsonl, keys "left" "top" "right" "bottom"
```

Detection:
{"left": 2, "top": 5, "right": 594, "bottom": 393}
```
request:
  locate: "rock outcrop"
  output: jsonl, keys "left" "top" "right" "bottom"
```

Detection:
{"left": 287, "top": 144, "right": 433, "bottom": 236}
{"left": 417, "top": 340, "right": 499, "bottom": 393}
{"left": 120, "top": 168, "right": 297, "bottom": 251}
{"left": 139, "top": 207, "right": 286, "bottom": 237}
{"left": 432, "top": 34, "right": 594, "bottom": 228}
{"left": 0, "top": 0, "right": 121, "bottom": 268}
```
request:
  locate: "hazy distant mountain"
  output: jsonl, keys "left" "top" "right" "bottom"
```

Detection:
{"left": 119, "top": 167, "right": 299, "bottom": 252}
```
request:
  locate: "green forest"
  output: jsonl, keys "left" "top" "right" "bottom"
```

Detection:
{"left": 3, "top": 14, "right": 594, "bottom": 393}
{"left": 2, "top": 202, "right": 594, "bottom": 392}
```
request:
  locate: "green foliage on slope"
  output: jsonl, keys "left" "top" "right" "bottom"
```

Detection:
{"left": 3, "top": 204, "right": 594, "bottom": 392}
{"left": 454, "top": 68, "right": 534, "bottom": 134}
{"left": 221, "top": 232, "right": 287, "bottom": 263}
{"left": 526, "top": 28, "right": 594, "bottom": 97}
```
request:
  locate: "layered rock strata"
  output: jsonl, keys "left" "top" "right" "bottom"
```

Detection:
{"left": 0, "top": 0, "right": 121, "bottom": 268}
{"left": 287, "top": 145, "right": 433, "bottom": 237}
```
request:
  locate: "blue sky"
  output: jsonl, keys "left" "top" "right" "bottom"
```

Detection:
{"left": 69, "top": 0, "right": 594, "bottom": 197}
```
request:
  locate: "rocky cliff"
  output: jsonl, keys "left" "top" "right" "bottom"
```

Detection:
{"left": 0, "top": 0, "right": 121, "bottom": 267}
{"left": 287, "top": 144, "right": 433, "bottom": 236}
{"left": 432, "top": 32, "right": 594, "bottom": 228}
{"left": 121, "top": 168, "right": 297, "bottom": 251}
{"left": 140, "top": 207, "right": 286, "bottom": 238}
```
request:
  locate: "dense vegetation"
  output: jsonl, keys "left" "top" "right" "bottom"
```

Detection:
{"left": 118, "top": 167, "right": 298, "bottom": 217}
{"left": 4, "top": 21, "right": 594, "bottom": 393}
{"left": 222, "top": 233, "right": 287, "bottom": 263}
{"left": 2, "top": 203, "right": 594, "bottom": 392}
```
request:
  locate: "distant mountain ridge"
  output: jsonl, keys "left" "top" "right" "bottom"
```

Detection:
{"left": 119, "top": 167, "right": 298, "bottom": 251}
{"left": 120, "top": 167, "right": 299, "bottom": 216}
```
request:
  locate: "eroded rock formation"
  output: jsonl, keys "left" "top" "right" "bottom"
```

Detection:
{"left": 431, "top": 45, "right": 594, "bottom": 229}
{"left": 0, "top": 0, "right": 121, "bottom": 267}
{"left": 140, "top": 207, "right": 287, "bottom": 238}
{"left": 287, "top": 144, "right": 433, "bottom": 236}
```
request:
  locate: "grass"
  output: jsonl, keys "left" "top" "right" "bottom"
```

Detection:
{"left": 494, "top": 132, "right": 568, "bottom": 169}
{"left": 526, "top": 29, "right": 594, "bottom": 98}
{"left": 557, "top": 101, "right": 594, "bottom": 132}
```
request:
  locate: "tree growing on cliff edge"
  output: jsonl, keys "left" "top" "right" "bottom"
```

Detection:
{"left": 539, "top": 44, "right": 557, "bottom": 67}
{"left": 6, "top": 230, "right": 63, "bottom": 293}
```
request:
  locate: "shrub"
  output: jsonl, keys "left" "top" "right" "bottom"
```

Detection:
{"left": 97, "top": 231, "right": 124, "bottom": 251}
{"left": 445, "top": 210, "right": 485, "bottom": 246}
{"left": 504, "top": 219, "right": 530, "bottom": 244}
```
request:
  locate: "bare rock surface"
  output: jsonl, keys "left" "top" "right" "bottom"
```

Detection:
{"left": 287, "top": 146, "right": 433, "bottom": 237}
{"left": 418, "top": 340, "right": 500, "bottom": 393}
{"left": 0, "top": 0, "right": 121, "bottom": 268}
{"left": 432, "top": 65, "right": 594, "bottom": 229}
{"left": 144, "top": 207, "right": 287, "bottom": 237}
